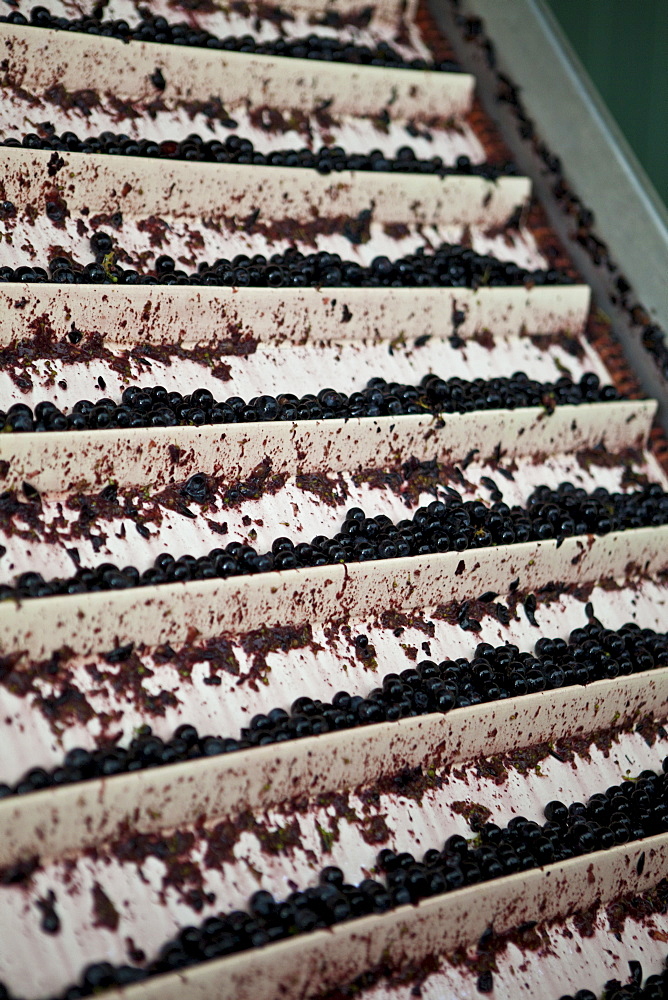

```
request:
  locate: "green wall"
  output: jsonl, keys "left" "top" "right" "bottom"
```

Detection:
{"left": 545, "top": 0, "right": 668, "bottom": 208}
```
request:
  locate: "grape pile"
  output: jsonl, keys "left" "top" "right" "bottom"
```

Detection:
{"left": 561, "top": 960, "right": 668, "bottom": 1000}
{"left": 3, "top": 620, "right": 665, "bottom": 799}
{"left": 1, "top": 8, "right": 459, "bottom": 71}
{"left": 6, "top": 130, "right": 517, "bottom": 180}
{"left": 4, "top": 765, "right": 666, "bottom": 997}
{"left": 0, "top": 372, "right": 618, "bottom": 433}
{"left": 2, "top": 484, "right": 666, "bottom": 601}
{"left": 0, "top": 241, "right": 571, "bottom": 288}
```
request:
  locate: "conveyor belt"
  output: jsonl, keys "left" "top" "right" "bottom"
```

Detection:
{"left": 1, "top": 2, "right": 668, "bottom": 999}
